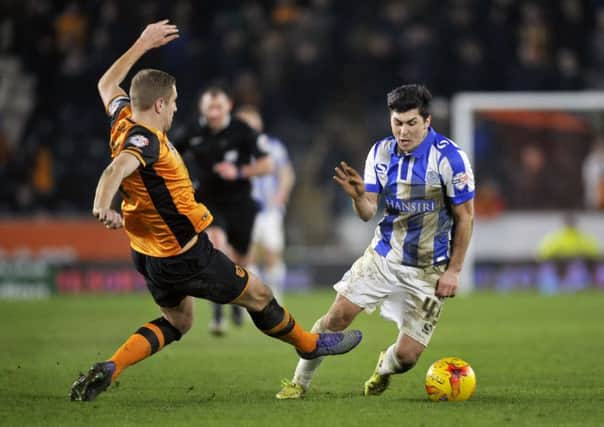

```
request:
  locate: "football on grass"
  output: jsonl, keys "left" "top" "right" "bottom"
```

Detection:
{"left": 425, "top": 357, "right": 476, "bottom": 401}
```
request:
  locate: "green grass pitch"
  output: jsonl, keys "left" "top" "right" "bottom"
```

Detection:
{"left": 1, "top": 290, "right": 603, "bottom": 426}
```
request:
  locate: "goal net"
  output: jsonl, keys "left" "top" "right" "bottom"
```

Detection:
{"left": 451, "top": 92, "right": 604, "bottom": 293}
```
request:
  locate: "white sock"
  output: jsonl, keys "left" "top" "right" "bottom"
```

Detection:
{"left": 378, "top": 344, "right": 402, "bottom": 376}
{"left": 292, "top": 316, "right": 330, "bottom": 389}
{"left": 265, "top": 262, "right": 286, "bottom": 302}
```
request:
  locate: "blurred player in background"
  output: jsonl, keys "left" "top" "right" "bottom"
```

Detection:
{"left": 276, "top": 84, "right": 474, "bottom": 399}
{"left": 236, "top": 106, "right": 295, "bottom": 302}
{"left": 70, "top": 20, "right": 362, "bottom": 402}
{"left": 174, "top": 85, "right": 272, "bottom": 336}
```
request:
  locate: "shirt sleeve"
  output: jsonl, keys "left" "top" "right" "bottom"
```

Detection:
{"left": 364, "top": 142, "right": 382, "bottom": 193}
{"left": 122, "top": 127, "right": 160, "bottom": 168}
{"left": 439, "top": 148, "right": 475, "bottom": 205}
{"left": 106, "top": 95, "right": 131, "bottom": 126}
{"left": 272, "top": 139, "right": 290, "bottom": 168}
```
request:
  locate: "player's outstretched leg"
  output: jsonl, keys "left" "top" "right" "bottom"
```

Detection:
{"left": 234, "top": 276, "right": 362, "bottom": 359}
{"left": 71, "top": 298, "right": 191, "bottom": 401}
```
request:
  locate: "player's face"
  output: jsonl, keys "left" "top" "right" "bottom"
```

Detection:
{"left": 162, "top": 86, "right": 178, "bottom": 131}
{"left": 390, "top": 108, "right": 431, "bottom": 154}
{"left": 200, "top": 92, "right": 232, "bottom": 130}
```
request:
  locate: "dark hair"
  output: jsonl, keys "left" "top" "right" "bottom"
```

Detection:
{"left": 130, "top": 69, "right": 176, "bottom": 110}
{"left": 387, "top": 84, "right": 432, "bottom": 118}
{"left": 199, "top": 80, "right": 232, "bottom": 100}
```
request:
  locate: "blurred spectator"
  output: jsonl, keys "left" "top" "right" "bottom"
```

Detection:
{"left": 507, "top": 144, "right": 552, "bottom": 209}
{"left": 0, "top": 0, "right": 603, "bottom": 235}
{"left": 538, "top": 212, "right": 600, "bottom": 260}
{"left": 537, "top": 212, "right": 600, "bottom": 293}
{"left": 474, "top": 178, "right": 506, "bottom": 219}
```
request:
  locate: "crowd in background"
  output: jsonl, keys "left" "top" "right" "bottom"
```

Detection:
{"left": 2, "top": 0, "right": 604, "bottom": 244}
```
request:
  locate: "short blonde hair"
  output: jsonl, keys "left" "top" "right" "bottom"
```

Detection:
{"left": 130, "top": 69, "right": 176, "bottom": 110}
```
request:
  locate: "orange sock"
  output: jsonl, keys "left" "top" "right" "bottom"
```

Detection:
{"left": 252, "top": 303, "right": 319, "bottom": 353}
{"left": 278, "top": 321, "right": 319, "bottom": 353}
{"left": 108, "top": 318, "right": 182, "bottom": 380}
{"left": 109, "top": 334, "right": 152, "bottom": 380}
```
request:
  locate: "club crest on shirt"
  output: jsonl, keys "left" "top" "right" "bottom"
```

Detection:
{"left": 235, "top": 265, "right": 246, "bottom": 278}
{"left": 128, "top": 135, "right": 149, "bottom": 148}
{"left": 225, "top": 150, "right": 239, "bottom": 163}
{"left": 452, "top": 172, "right": 469, "bottom": 190}
{"left": 375, "top": 163, "right": 388, "bottom": 176}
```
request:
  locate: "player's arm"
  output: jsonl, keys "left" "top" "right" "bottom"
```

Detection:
{"left": 97, "top": 20, "right": 179, "bottom": 110}
{"left": 333, "top": 161, "right": 378, "bottom": 222}
{"left": 436, "top": 147, "right": 476, "bottom": 298}
{"left": 436, "top": 199, "right": 474, "bottom": 298}
{"left": 273, "top": 162, "right": 296, "bottom": 207}
{"left": 214, "top": 133, "right": 275, "bottom": 180}
{"left": 92, "top": 153, "right": 141, "bottom": 229}
{"left": 240, "top": 155, "right": 274, "bottom": 178}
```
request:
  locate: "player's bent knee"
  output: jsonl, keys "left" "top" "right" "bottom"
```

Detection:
{"left": 162, "top": 311, "right": 194, "bottom": 335}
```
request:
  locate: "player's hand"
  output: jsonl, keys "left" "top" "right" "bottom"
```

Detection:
{"left": 436, "top": 270, "right": 459, "bottom": 298}
{"left": 93, "top": 207, "right": 124, "bottom": 229}
{"left": 333, "top": 161, "right": 365, "bottom": 200}
{"left": 213, "top": 162, "right": 239, "bottom": 180}
{"left": 138, "top": 20, "right": 179, "bottom": 50}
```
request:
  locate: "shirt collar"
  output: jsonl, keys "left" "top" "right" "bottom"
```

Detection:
{"left": 199, "top": 114, "right": 231, "bottom": 132}
{"left": 391, "top": 127, "right": 436, "bottom": 158}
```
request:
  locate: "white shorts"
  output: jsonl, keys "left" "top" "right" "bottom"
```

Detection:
{"left": 333, "top": 247, "right": 446, "bottom": 346}
{"left": 251, "top": 209, "right": 284, "bottom": 252}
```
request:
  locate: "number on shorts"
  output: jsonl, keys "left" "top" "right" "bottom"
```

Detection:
{"left": 422, "top": 297, "right": 441, "bottom": 321}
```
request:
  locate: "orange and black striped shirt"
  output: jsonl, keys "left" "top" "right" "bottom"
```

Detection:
{"left": 107, "top": 95, "right": 213, "bottom": 257}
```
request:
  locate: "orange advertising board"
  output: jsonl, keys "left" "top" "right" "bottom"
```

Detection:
{"left": 0, "top": 218, "right": 131, "bottom": 261}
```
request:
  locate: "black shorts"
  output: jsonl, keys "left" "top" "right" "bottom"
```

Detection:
{"left": 131, "top": 233, "right": 249, "bottom": 308}
{"left": 206, "top": 198, "right": 259, "bottom": 255}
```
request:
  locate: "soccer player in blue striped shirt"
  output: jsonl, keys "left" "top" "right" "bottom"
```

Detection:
{"left": 276, "top": 84, "right": 475, "bottom": 399}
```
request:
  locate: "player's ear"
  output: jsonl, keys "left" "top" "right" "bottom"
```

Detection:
{"left": 154, "top": 97, "right": 164, "bottom": 114}
{"left": 425, "top": 114, "right": 431, "bottom": 129}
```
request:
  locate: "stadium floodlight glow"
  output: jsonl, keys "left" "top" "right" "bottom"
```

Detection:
{"left": 451, "top": 91, "right": 604, "bottom": 293}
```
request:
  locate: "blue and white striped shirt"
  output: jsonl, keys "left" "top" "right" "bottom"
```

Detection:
{"left": 364, "top": 128, "right": 474, "bottom": 267}
{"left": 252, "top": 136, "right": 290, "bottom": 211}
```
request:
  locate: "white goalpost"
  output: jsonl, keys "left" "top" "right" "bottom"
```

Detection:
{"left": 451, "top": 91, "right": 604, "bottom": 293}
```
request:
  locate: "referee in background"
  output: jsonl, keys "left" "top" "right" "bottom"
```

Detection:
{"left": 174, "top": 84, "right": 273, "bottom": 335}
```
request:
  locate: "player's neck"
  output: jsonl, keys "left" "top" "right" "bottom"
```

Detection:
{"left": 132, "top": 111, "right": 164, "bottom": 133}
{"left": 203, "top": 115, "right": 231, "bottom": 133}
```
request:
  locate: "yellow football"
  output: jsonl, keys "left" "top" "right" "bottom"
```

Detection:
{"left": 425, "top": 357, "right": 476, "bottom": 402}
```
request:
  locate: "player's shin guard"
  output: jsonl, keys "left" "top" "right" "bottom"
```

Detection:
{"left": 247, "top": 298, "right": 318, "bottom": 353}
{"left": 109, "top": 317, "right": 182, "bottom": 380}
{"left": 292, "top": 315, "right": 331, "bottom": 389}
